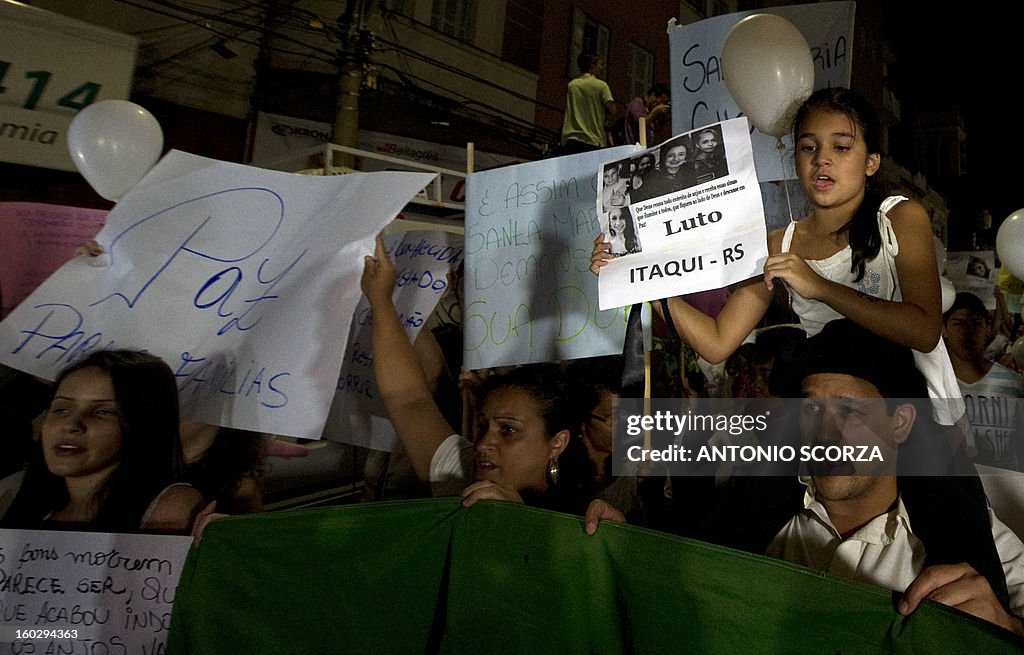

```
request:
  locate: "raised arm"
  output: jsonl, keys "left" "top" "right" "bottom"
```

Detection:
{"left": 764, "top": 199, "right": 941, "bottom": 352}
{"left": 362, "top": 235, "right": 455, "bottom": 481}
{"left": 660, "top": 280, "right": 774, "bottom": 364}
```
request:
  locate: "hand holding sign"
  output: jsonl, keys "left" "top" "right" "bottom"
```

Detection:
{"left": 360, "top": 234, "right": 397, "bottom": 306}
{"left": 722, "top": 14, "right": 814, "bottom": 138}
{"left": 68, "top": 100, "right": 164, "bottom": 201}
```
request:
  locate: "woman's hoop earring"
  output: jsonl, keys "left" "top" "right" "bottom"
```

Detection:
{"left": 547, "top": 458, "right": 560, "bottom": 486}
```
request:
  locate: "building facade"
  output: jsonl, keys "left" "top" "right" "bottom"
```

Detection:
{"left": 3, "top": 0, "right": 961, "bottom": 236}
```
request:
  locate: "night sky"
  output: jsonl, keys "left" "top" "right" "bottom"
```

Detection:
{"left": 886, "top": 4, "right": 1020, "bottom": 242}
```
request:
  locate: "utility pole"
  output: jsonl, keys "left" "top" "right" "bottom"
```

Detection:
{"left": 332, "top": 0, "right": 374, "bottom": 169}
{"left": 246, "top": 1, "right": 281, "bottom": 164}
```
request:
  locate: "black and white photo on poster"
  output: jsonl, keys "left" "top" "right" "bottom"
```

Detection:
{"left": 597, "top": 118, "right": 768, "bottom": 310}
{"left": 947, "top": 250, "right": 997, "bottom": 309}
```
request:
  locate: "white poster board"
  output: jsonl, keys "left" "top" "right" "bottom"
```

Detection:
{"left": 947, "top": 250, "right": 997, "bottom": 309}
{"left": 322, "top": 229, "right": 464, "bottom": 451}
{"left": 0, "top": 150, "right": 434, "bottom": 439}
{"left": 0, "top": 529, "right": 191, "bottom": 654}
{"left": 668, "top": 1, "right": 855, "bottom": 182}
{"left": 463, "top": 146, "right": 635, "bottom": 370}
{"left": 597, "top": 119, "right": 767, "bottom": 310}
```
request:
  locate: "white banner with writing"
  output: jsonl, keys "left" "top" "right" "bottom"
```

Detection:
{"left": 597, "top": 119, "right": 767, "bottom": 310}
{"left": 669, "top": 1, "right": 855, "bottom": 182}
{"left": 463, "top": 146, "right": 635, "bottom": 370}
{"left": 322, "top": 229, "right": 464, "bottom": 451}
{"left": 0, "top": 150, "right": 434, "bottom": 439}
{"left": 0, "top": 529, "right": 191, "bottom": 655}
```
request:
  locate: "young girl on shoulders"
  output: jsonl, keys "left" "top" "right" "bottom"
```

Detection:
{"left": 591, "top": 86, "right": 1011, "bottom": 608}
{"left": 595, "top": 87, "right": 941, "bottom": 370}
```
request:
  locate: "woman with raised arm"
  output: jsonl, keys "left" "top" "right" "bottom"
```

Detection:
{"left": 362, "top": 235, "right": 593, "bottom": 513}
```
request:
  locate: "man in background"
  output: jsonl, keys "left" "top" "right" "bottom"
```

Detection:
{"left": 560, "top": 53, "right": 616, "bottom": 154}
{"left": 944, "top": 291, "right": 1024, "bottom": 471}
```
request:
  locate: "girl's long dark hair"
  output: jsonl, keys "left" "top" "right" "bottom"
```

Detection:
{"left": 620, "top": 207, "right": 640, "bottom": 254}
{"left": 794, "top": 87, "right": 886, "bottom": 282}
{"left": 2, "top": 350, "right": 184, "bottom": 532}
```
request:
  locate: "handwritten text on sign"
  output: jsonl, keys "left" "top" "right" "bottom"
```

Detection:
{"left": 669, "top": 1, "right": 855, "bottom": 182}
{"left": 0, "top": 203, "right": 109, "bottom": 318}
{"left": 0, "top": 150, "right": 435, "bottom": 438}
{"left": 323, "top": 229, "right": 464, "bottom": 450}
{"left": 598, "top": 119, "right": 767, "bottom": 310}
{"left": 0, "top": 529, "right": 191, "bottom": 655}
{"left": 464, "top": 146, "right": 635, "bottom": 370}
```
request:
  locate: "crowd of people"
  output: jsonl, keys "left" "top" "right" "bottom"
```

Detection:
{"left": 2, "top": 82, "right": 1024, "bottom": 641}
{"left": 589, "top": 85, "right": 1024, "bottom": 635}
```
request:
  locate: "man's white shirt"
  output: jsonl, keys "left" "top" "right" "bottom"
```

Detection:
{"left": 766, "top": 478, "right": 1024, "bottom": 619}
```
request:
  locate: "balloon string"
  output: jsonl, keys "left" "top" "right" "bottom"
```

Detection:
{"left": 777, "top": 137, "right": 795, "bottom": 224}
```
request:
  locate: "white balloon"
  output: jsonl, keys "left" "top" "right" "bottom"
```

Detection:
{"left": 940, "top": 275, "right": 956, "bottom": 313}
{"left": 1013, "top": 337, "right": 1024, "bottom": 367}
{"left": 722, "top": 14, "right": 815, "bottom": 138}
{"left": 933, "top": 235, "right": 947, "bottom": 275}
{"left": 997, "top": 208, "right": 1024, "bottom": 280}
{"left": 67, "top": 100, "right": 164, "bottom": 201}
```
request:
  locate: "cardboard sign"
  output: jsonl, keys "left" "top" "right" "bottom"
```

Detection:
{"left": 463, "top": 147, "right": 635, "bottom": 370}
{"left": 597, "top": 119, "right": 768, "bottom": 310}
{"left": 322, "top": 229, "right": 464, "bottom": 451}
{"left": 0, "top": 529, "right": 191, "bottom": 654}
{"left": 668, "top": 2, "right": 855, "bottom": 181}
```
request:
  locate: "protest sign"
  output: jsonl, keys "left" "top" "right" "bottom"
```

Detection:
{"left": 0, "top": 529, "right": 191, "bottom": 655}
{"left": 0, "top": 150, "right": 434, "bottom": 439}
{"left": 597, "top": 119, "right": 767, "bottom": 310}
{"left": 322, "top": 229, "right": 464, "bottom": 451}
{"left": 463, "top": 146, "right": 635, "bottom": 370}
{"left": 947, "top": 250, "right": 997, "bottom": 309}
{"left": 669, "top": 1, "right": 855, "bottom": 181}
{"left": 0, "top": 203, "right": 109, "bottom": 318}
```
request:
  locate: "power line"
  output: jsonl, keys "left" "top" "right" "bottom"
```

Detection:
{"left": 109, "top": 0, "right": 562, "bottom": 148}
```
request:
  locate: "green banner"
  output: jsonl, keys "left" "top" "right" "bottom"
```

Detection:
{"left": 168, "top": 498, "right": 1024, "bottom": 654}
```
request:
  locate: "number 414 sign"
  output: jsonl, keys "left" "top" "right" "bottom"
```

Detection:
{"left": 0, "top": 2, "right": 139, "bottom": 171}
